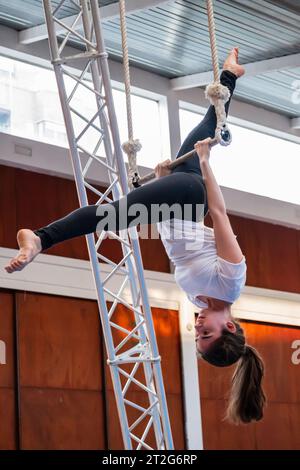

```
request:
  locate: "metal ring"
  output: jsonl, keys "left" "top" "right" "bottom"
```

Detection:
{"left": 220, "top": 126, "right": 232, "bottom": 146}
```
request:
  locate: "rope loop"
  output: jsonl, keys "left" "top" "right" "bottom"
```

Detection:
{"left": 119, "top": 0, "right": 143, "bottom": 188}
{"left": 205, "top": 0, "right": 232, "bottom": 147}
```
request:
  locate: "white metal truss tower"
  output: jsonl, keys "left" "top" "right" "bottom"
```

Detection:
{"left": 42, "top": 0, "right": 173, "bottom": 450}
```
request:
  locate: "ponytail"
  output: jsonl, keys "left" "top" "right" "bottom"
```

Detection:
{"left": 226, "top": 345, "right": 266, "bottom": 424}
{"left": 200, "top": 321, "right": 266, "bottom": 424}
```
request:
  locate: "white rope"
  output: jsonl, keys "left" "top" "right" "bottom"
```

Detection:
{"left": 119, "top": 0, "right": 142, "bottom": 186}
{"left": 206, "top": 0, "right": 220, "bottom": 83}
{"left": 205, "top": 0, "right": 231, "bottom": 146}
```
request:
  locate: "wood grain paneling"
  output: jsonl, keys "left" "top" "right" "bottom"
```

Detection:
{"left": 17, "top": 292, "right": 103, "bottom": 391}
{"left": 104, "top": 305, "right": 183, "bottom": 395}
{"left": 229, "top": 215, "right": 300, "bottom": 293}
{"left": 0, "top": 291, "right": 15, "bottom": 388}
{"left": 0, "top": 388, "right": 17, "bottom": 450}
{"left": 199, "top": 320, "right": 300, "bottom": 450}
{"left": 15, "top": 168, "right": 90, "bottom": 260}
{"left": 20, "top": 388, "right": 105, "bottom": 450}
{"left": 201, "top": 398, "right": 257, "bottom": 450}
{"left": 199, "top": 321, "right": 300, "bottom": 403}
{"left": 0, "top": 165, "right": 17, "bottom": 248}
{"left": 103, "top": 304, "right": 185, "bottom": 449}
{"left": 206, "top": 213, "right": 300, "bottom": 294}
{"left": 0, "top": 290, "right": 17, "bottom": 450}
{"left": 106, "top": 391, "right": 185, "bottom": 450}
{"left": 239, "top": 322, "right": 300, "bottom": 404}
{"left": 2, "top": 163, "right": 300, "bottom": 284}
{"left": 255, "top": 402, "right": 300, "bottom": 450}
{"left": 13, "top": 166, "right": 170, "bottom": 272}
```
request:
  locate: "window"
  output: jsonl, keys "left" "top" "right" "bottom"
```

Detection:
{"left": 0, "top": 108, "right": 11, "bottom": 131}
{"left": 0, "top": 55, "right": 164, "bottom": 169}
{"left": 37, "top": 120, "right": 67, "bottom": 146}
{"left": 179, "top": 107, "right": 300, "bottom": 205}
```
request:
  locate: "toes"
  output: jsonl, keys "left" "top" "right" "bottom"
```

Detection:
{"left": 5, "top": 264, "right": 14, "bottom": 273}
{"left": 11, "top": 260, "right": 20, "bottom": 269}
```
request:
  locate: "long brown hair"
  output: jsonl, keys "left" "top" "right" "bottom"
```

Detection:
{"left": 199, "top": 321, "right": 266, "bottom": 424}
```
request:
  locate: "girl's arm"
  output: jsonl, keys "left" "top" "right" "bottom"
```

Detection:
{"left": 195, "top": 139, "right": 244, "bottom": 264}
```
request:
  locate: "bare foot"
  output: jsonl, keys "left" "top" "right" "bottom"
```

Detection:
{"left": 223, "top": 47, "right": 245, "bottom": 78}
{"left": 5, "top": 229, "right": 42, "bottom": 274}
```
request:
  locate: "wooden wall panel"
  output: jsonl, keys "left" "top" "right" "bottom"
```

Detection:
{"left": 17, "top": 292, "right": 107, "bottom": 449}
{"left": 20, "top": 388, "right": 105, "bottom": 450}
{"left": 239, "top": 322, "right": 300, "bottom": 404}
{"left": 17, "top": 293, "right": 103, "bottom": 390}
{"left": 198, "top": 320, "right": 300, "bottom": 450}
{"left": 12, "top": 166, "right": 170, "bottom": 272}
{"left": 104, "top": 304, "right": 186, "bottom": 449}
{"left": 4, "top": 163, "right": 300, "bottom": 282}
{"left": 15, "top": 168, "right": 90, "bottom": 260}
{"left": 0, "top": 290, "right": 17, "bottom": 450}
{"left": 0, "top": 166, "right": 17, "bottom": 248}
{"left": 106, "top": 391, "right": 185, "bottom": 450}
{"left": 255, "top": 402, "right": 300, "bottom": 450}
{"left": 0, "top": 389, "right": 17, "bottom": 450}
{"left": 205, "top": 213, "right": 300, "bottom": 294}
{"left": 104, "top": 305, "right": 183, "bottom": 395}
{"left": 229, "top": 215, "right": 300, "bottom": 293}
{"left": 0, "top": 291, "right": 16, "bottom": 388}
{"left": 202, "top": 402, "right": 300, "bottom": 451}
{"left": 201, "top": 399, "right": 256, "bottom": 450}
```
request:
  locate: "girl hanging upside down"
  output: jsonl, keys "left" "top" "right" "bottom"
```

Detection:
{"left": 5, "top": 48, "right": 266, "bottom": 424}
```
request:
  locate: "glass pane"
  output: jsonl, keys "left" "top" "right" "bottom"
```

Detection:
{"left": 0, "top": 55, "right": 163, "bottom": 169}
{"left": 179, "top": 108, "right": 300, "bottom": 205}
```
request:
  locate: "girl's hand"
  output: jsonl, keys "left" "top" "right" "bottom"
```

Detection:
{"left": 194, "top": 138, "right": 212, "bottom": 163}
{"left": 154, "top": 159, "right": 172, "bottom": 178}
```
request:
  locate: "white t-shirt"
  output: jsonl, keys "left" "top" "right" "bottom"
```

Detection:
{"left": 157, "top": 218, "right": 247, "bottom": 309}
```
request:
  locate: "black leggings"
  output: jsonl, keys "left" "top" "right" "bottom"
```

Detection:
{"left": 34, "top": 70, "right": 237, "bottom": 251}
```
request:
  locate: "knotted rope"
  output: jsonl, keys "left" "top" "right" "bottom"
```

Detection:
{"left": 205, "top": 0, "right": 231, "bottom": 146}
{"left": 119, "top": 0, "right": 142, "bottom": 187}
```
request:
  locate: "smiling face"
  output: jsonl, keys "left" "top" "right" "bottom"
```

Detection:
{"left": 195, "top": 309, "right": 237, "bottom": 354}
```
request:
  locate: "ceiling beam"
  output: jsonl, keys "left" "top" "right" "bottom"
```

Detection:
{"left": 291, "top": 117, "right": 300, "bottom": 130}
{"left": 171, "top": 53, "right": 300, "bottom": 91}
{"left": 19, "top": 0, "right": 170, "bottom": 45}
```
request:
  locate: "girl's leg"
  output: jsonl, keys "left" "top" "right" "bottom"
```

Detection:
{"left": 172, "top": 70, "right": 237, "bottom": 175}
{"left": 34, "top": 172, "right": 206, "bottom": 251}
